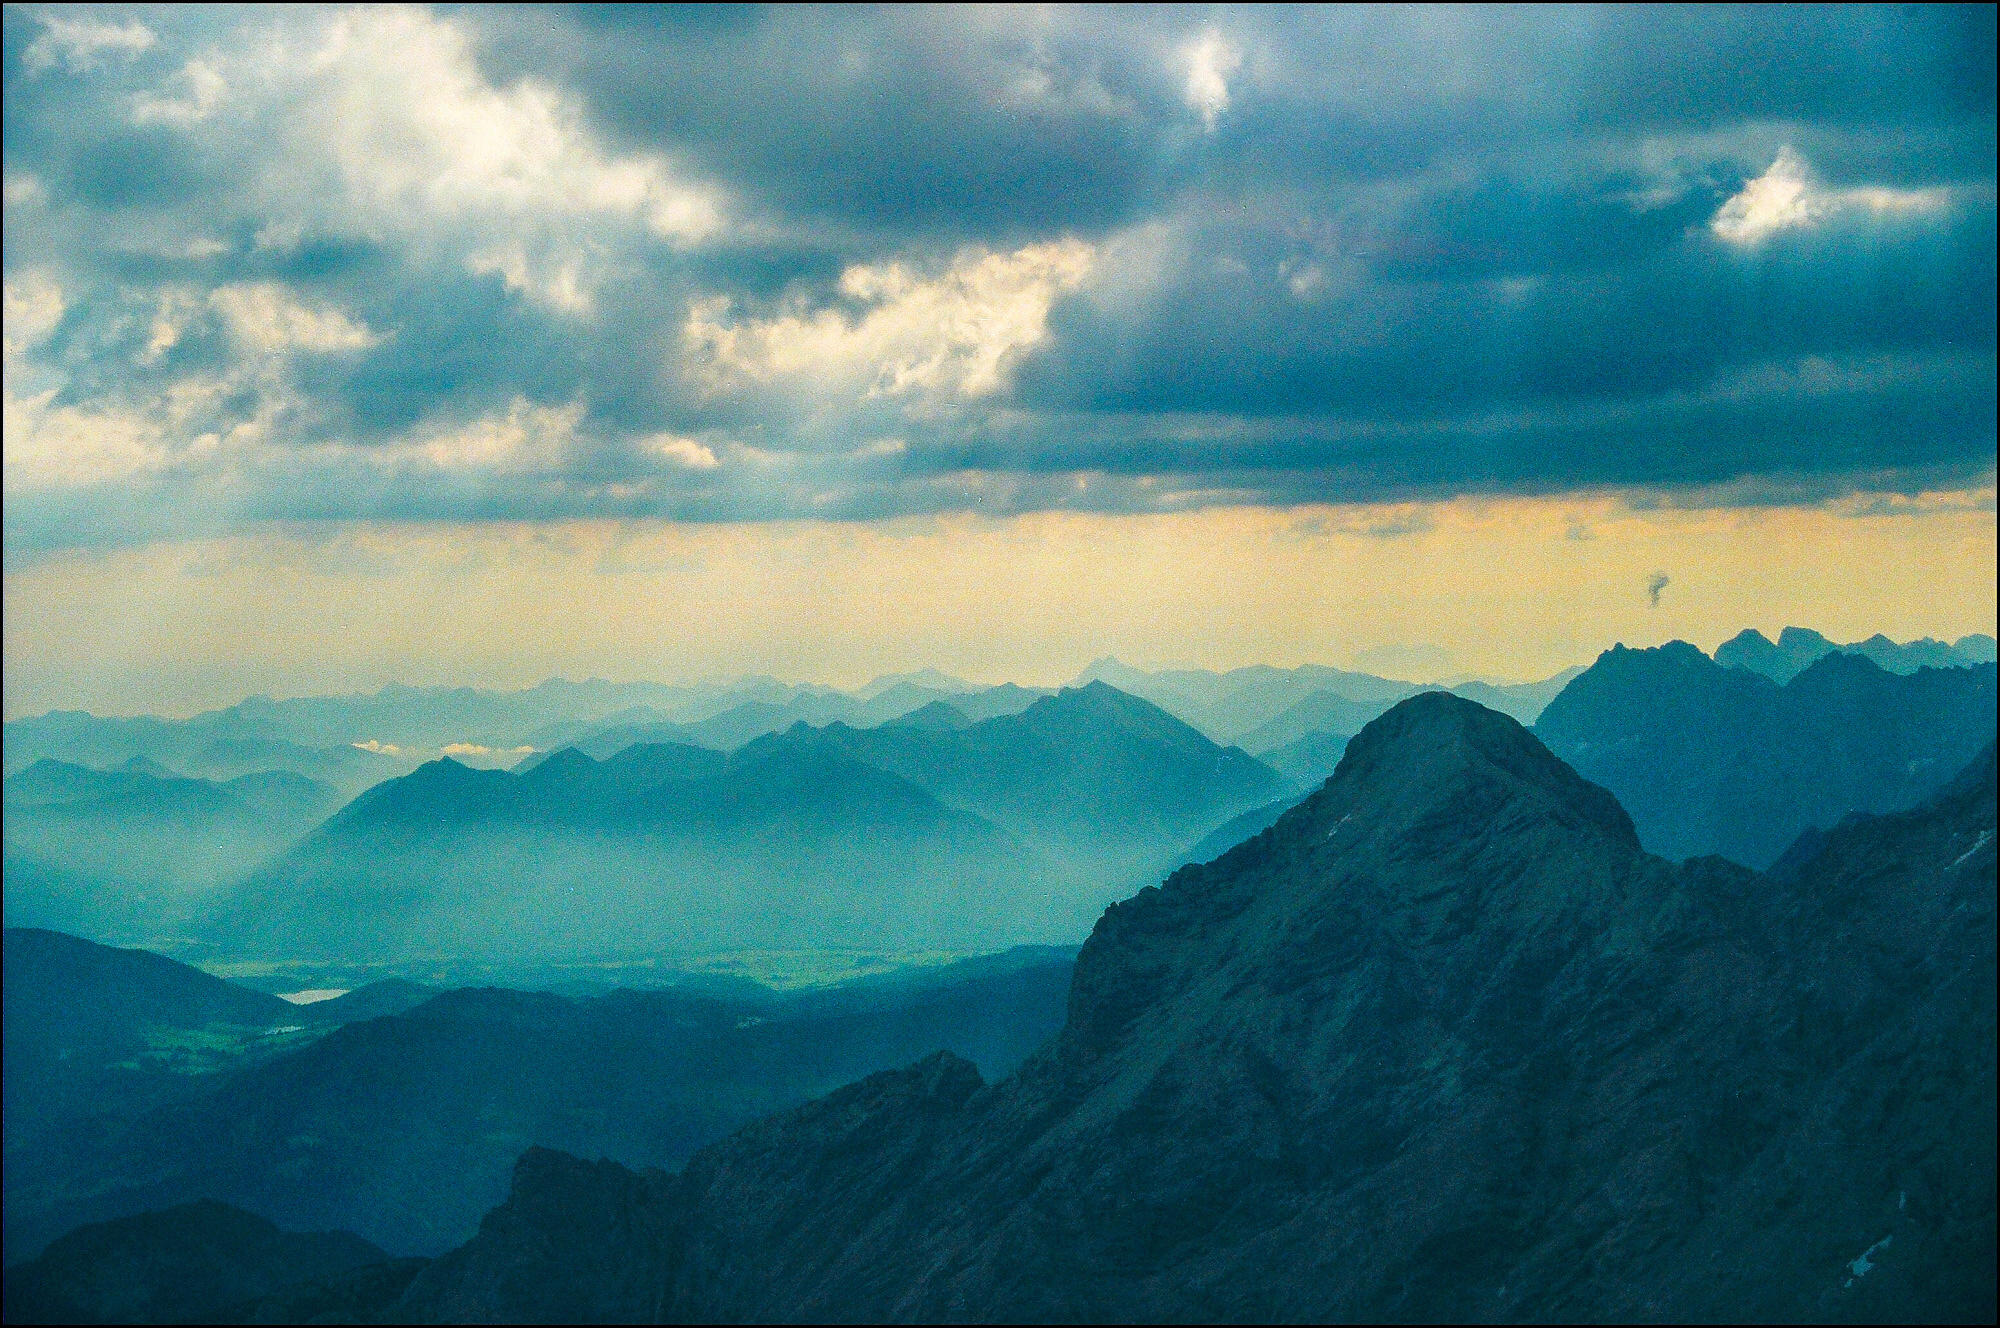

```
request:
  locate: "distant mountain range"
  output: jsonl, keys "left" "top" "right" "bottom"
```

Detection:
{"left": 5, "top": 656, "right": 1581, "bottom": 795}
{"left": 1717, "top": 626, "right": 1996, "bottom": 684}
{"left": 205, "top": 684, "right": 1282, "bottom": 961}
{"left": 7, "top": 630, "right": 1971, "bottom": 800}
{"left": 93, "top": 693, "right": 1984, "bottom": 1324}
{"left": 1073, "top": 657, "right": 1588, "bottom": 794}
{"left": 2, "top": 630, "right": 1988, "bottom": 955}
{"left": 2, "top": 761, "right": 343, "bottom": 942}
{"left": 518, "top": 680, "right": 1052, "bottom": 760}
{"left": 1537, "top": 642, "right": 1996, "bottom": 867}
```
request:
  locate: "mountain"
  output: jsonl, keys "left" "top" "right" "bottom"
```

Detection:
{"left": 1239, "top": 672, "right": 1587, "bottom": 760}
{"left": 211, "top": 734, "right": 1032, "bottom": 961}
{"left": 1254, "top": 728, "right": 1354, "bottom": 787}
{"left": 0, "top": 1200, "right": 393, "bottom": 1326}
{"left": 0, "top": 676, "right": 857, "bottom": 786}
{"left": 354, "top": 694, "right": 1993, "bottom": 1324}
{"left": 3, "top": 954, "right": 1075, "bottom": 1263}
{"left": 1179, "top": 789, "right": 1311, "bottom": 864}
{"left": 291, "top": 979, "right": 436, "bottom": 1025}
{"left": 946, "top": 682, "right": 1054, "bottom": 722}
{"left": 810, "top": 682, "right": 1286, "bottom": 888}
{"left": 855, "top": 668, "right": 982, "bottom": 699}
{"left": 2, "top": 762, "right": 343, "bottom": 942}
{"left": 530, "top": 682, "right": 1048, "bottom": 760}
{"left": 213, "top": 685, "right": 1279, "bottom": 962}
{"left": 885, "top": 699, "right": 973, "bottom": 730}
{"left": 1, "top": 930, "right": 435, "bottom": 1160}
{"left": 1073, "top": 656, "right": 1417, "bottom": 743}
{"left": 1716, "top": 625, "right": 1996, "bottom": 684}
{"left": 1535, "top": 641, "right": 1997, "bottom": 866}
{"left": 1079, "top": 657, "right": 1581, "bottom": 747}
{"left": 179, "top": 736, "right": 416, "bottom": 797}
{"left": 1446, "top": 665, "right": 1586, "bottom": 723}
{"left": 2, "top": 928, "right": 307, "bottom": 1152}
{"left": 1235, "top": 687, "right": 1411, "bottom": 755}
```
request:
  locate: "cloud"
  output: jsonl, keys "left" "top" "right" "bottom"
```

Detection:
{"left": 2, "top": 270, "right": 66, "bottom": 353}
{"left": 1182, "top": 31, "right": 1242, "bottom": 130}
{"left": 208, "top": 284, "right": 380, "bottom": 354}
{"left": 1711, "top": 146, "right": 1956, "bottom": 245}
{"left": 302, "top": 8, "right": 720, "bottom": 230}
{"left": 650, "top": 435, "right": 721, "bottom": 470}
{"left": 23, "top": 14, "right": 155, "bottom": 73}
{"left": 130, "top": 58, "right": 225, "bottom": 126}
{"left": 352, "top": 739, "right": 403, "bottom": 755}
{"left": 3, "top": 272, "right": 166, "bottom": 491}
{"left": 389, "top": 398, "right": 588, "bottom": 474}
{"left": 686, "top": 240, "right": 1096, "bottom": 401}
{"left": 0, "top": 5, "right": 1992, "bottom": 547}
{"left": 441, "top": 741, "right": 534, "bottom": 758}
{"left": 1647, "top": 572, "right": 1670, "bottom": 608}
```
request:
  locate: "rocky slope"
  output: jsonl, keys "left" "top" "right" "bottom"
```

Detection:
{"left": 364, "top": 693, "right": 1993, "bottom": 1323}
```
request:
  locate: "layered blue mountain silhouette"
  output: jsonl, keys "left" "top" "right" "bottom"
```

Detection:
{"left": 1537, "top": 642, "right": 1995, "bottom": 867}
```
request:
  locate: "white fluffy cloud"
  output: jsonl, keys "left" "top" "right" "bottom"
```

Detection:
{"left": 131, "top": 58, "right": 226, "bottom": 126}
{"left": 1182, "top": 31, "right": 1242, "bottom": 130}
{"left": 389, "top": 398, "right": 587, "bottom": 474}
{"left": 88, "top": 6, "right": 726, "bottom": 315}
{"left": 208, "top": 284, "right": 381, "bottom": 355}
{"left": 686, "top": 240, "right": 1096, "bottom": 402}
{"left": 300, "top": 9, "right": 718, "bottom": 233}
{"left": 648, "top": 435, "right": 722, "bottom": 470}
{"left": 1711, "top": 147, "right": 1953, "bottom": 245}
{"left": 274, "top": 6, "right": 722, "bottom": 308}
{"left": 23, "top": 14, "right": 155, "bottom": 73}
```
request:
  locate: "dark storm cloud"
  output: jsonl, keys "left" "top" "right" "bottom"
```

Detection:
{"left": 2, "top": 4, "right": 1993, "bottom": 550}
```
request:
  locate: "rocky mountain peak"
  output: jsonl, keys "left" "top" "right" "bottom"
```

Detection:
{"left": 1318, "top": 690, "right": 1639, "bottom": 850}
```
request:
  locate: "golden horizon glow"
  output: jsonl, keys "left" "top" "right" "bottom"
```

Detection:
{"left": 4, "top": 491, "right": 1994, "bottom": 720}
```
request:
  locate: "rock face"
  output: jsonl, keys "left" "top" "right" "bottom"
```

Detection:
{"left": 0, "top": 1200, "right": 389, "bottom": 1325}
{"left": 385, "top": 693, "right": 1997, "bottom": 1322}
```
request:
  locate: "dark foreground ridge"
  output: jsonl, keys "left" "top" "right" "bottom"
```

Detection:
{"left": 29, "top": 693, "right": 1998, "bottom": 1323}
{"left": 0, "top": 1200, "right": 392, "bottom": 1325}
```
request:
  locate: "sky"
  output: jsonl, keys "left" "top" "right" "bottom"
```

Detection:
{"left": 3, "top": 4, "right": 1994, "bottom": 717}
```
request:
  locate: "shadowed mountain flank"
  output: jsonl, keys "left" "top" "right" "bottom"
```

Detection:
{"left": 4, "top": 929, "right": 312, "bottom": 1153}
{"left": 373, "top": 696, "right": 1996, "bottom": 1322}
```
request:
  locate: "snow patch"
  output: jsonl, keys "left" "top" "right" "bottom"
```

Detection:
{"left": 1844, "top": 1233, "right": 1892, "bottom": 1287}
